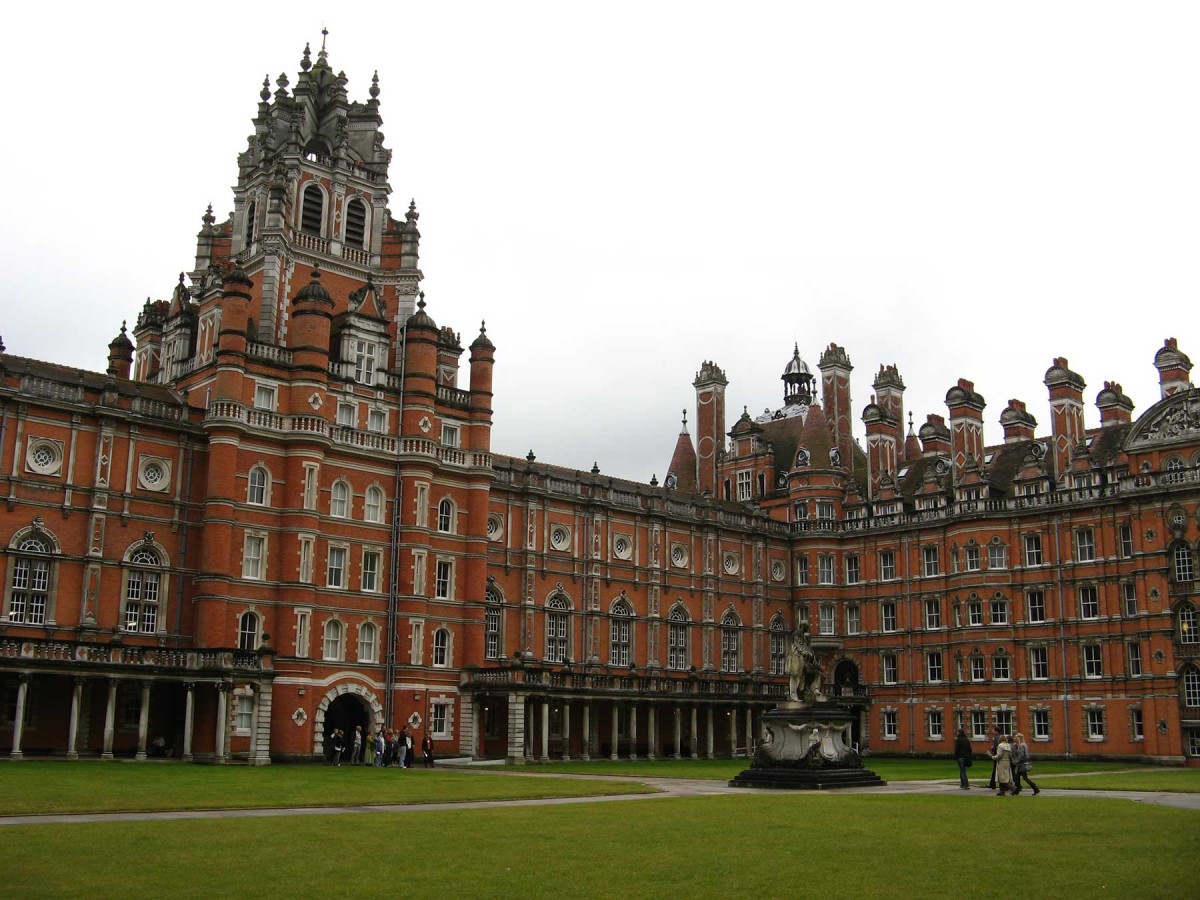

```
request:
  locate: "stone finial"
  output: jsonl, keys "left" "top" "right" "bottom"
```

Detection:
{"left": 260, "top": 75, "right": 271, "bottom": 102}
{"left": 301, "top": 42, "right": 312, "bottom": 72}
{"left": 370, "top": 70, "right": 380, "bottom": 100}
{"left": 591, "top": 462, "right": 600, "bottom": 475}
{"left": 526, "top": 449, "right": 536, "bottom": 462}
{"left": 202, "top": 204, "right": 215, "bottom": 227}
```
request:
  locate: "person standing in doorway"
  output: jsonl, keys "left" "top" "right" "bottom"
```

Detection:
{"left": 421, "top": 733, "right": 435, "bottom": 768}
{"left": 374, "top": 729, "right": 385, "bottom": 767}
{"left": 331, "top": 729, "right": 345, "bottom": 766}
{"left": 352, "top": 725, "right": 363, "bottom": 765}
{"left": 953, "top": 728, "right": 973, "bottom": 789}
{"left": 986, "top": 726, "right": 1002, "bottom": 790}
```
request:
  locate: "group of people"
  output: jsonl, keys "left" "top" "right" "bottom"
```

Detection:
{"left": 953, "top": 726, "right": 1040, "bottom": 795}
{"left": 328, "top": 725, "right": 435, "bottom": 768}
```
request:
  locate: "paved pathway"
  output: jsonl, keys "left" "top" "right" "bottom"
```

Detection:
{"left": 0, "top": 770, "right": 1196, "bottom": 827}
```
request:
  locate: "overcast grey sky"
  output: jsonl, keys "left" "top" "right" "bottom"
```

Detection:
{"left": 4, "top": 2, "right": 1196, "bottom": 482}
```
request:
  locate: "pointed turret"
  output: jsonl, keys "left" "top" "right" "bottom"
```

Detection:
{"left": 106, "top": 322, "right": 134, "bottom": 379}
{"left": 666, "top": 411, "right": 698, "bottom": 492}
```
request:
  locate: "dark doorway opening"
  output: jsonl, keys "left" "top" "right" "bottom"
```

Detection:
{"left": 324, "top": 694, "right": 371, "bottom": 762}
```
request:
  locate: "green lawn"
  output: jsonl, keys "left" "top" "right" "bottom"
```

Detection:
{"left": 2, "top": 794, "right": 1195, "bottom": 898}
{"left": 0, "top": 762, "right": 655, "bottom": 816}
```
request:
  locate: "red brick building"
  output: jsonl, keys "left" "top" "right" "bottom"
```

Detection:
{"left": 2, "top": 43, "right": 1198, "bottom": 764}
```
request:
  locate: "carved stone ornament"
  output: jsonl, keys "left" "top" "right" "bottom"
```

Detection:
{"left": 292, "top": 708, "right": 308, "bottom": 726}
{"left": 418, "top": 416, "right": 432, "bottom": 434}
{"left": 308, "top": 393, "right": 323, "bottom": 410}
{"left": 142, "top": 531, "right": 155, "bottom": 547}
{"left": 1131, "top": 391, "right": 1200, "bottom": 446}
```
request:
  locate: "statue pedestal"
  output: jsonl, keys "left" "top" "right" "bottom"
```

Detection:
{"left": 729, "top": 704, "right": 885, "bottom": 790}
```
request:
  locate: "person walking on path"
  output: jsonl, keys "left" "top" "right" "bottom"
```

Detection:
{"left": 991, "top": 733, "right": 1015, "bottom": 795}
{"left": 953, "top": 728, "right": 973, "bottom": 789}
{"left": 1012, "top": 733, "right": 1040, "bottom": 795}
{"left": 986, "top": 726, "right": 1002, "bottom": 790}
{"left": 422, "top": 734, "right": 435, "bottom": 768}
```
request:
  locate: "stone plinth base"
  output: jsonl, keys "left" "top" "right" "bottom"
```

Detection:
{"left": 729, "top": 767, "right": 886, "bottom": 790}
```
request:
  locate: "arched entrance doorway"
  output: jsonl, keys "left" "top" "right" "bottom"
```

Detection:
{"left": 324, "top": 693, "right": 371, "bottom": 763}
{"left": 833, "top": 660, "right": 859, "bottom": 689}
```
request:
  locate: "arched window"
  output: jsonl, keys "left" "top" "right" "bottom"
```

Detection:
{"left": 301, "top": 184, "right": 324, "bottom": 236}
{"left": 437, "top": 498, "right": 455, "bottom": 533}
{"left": 331, "top": 481, "right": 351, "bottom": 518}
{"left": 720, "top": 611, "right": 740, "bottom": 673}
{"left": 358, "top": 622, "right": 378, "bottom": 663}
{"left": 1183, "top": 666, "right": 1200, "bottom": 707}
{"left": 124, "top": 546, "right": 164, "bottom": 633}
{"left": 364, "top": 486, "right": 384, "bottom": 524}
{"left": 238, "top": 611, "right": 260, "bottom": 650}
{"left": 5, "top": 533, "right": 56, "bottom": 625}
{"left": 1165, "top": 457, "right": 1186, "bottom": 483}
{"left": 247, "top": 466, "right": 269, "bottom": 506}
{"left": 245, "top": 199, "right": 257, "bottom": 246}
{"left": 485, "top": 586, "right": 503, "bottom": 660}
{"left": 323, "top": 619, "right": 344, "bottom": 660}
{"left": 768, "top": 615, "right": 787, "bottom": 675}
{"left": 610, "top": 599, "right": 632, "bottom": 667}
{"left": 345, "top": 198, "right": 368, "bottom": 248}
{"left": 546, "top": 594, "right": 569, "bottom": 663}
{"left": 1174, "top": 543, "right": 1196, "bottom": 582}
{"left": 668, "top": 606, "right": 690, "bottom": 671}
{"left": 1180, "top": 604, "right": 1198, "bottom": 645}
{"left": 433, "top": 627, "right": 451, "bottom": 667}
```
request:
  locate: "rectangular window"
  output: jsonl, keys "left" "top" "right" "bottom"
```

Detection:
{"left": 410, "top": 620, "right": 425, "bottom": 666}
{"left": 736, "top": 471, "right": 752, "bottom": 502}
{"left": 845, "top": 605, "right": 861, "bottom": 635}
{"left": 988, "top": 543, "right": 1007, "bottom": 570}
{"left": 295, "top": 610, "right": 311, "bottom": 658}
{"left": 1123, "top": 583, "right": 1138, "bottom": 617}
{"left": 1032, "top": 709, "right": 1050, "bottom": 741}
{"left": 817, "top": 555, "right": 834, "bottom": 585}
{"left": 1130, "top": 709, "right": 1144, "bottom": 741}
{"left": 965, "top": 545, "right": 981, "bottom": 571}
{"left": 795, "top": 555, "right": 809, "bottom": 584}
{"left": 923, "top": 546, "right": 940, "bottom": 577}
{"left": 415, "top": 483, "right": 429, "bottom": 528}
{"left": 970, "top": 656, "right": 986, "bottom": 681}
{"left": 1079, "top": 586, "right": 1099, "bottom": 620}
{"left": 302, "top": 464, "right": 318, "bottom": 510}
{"left": 1086, "top": 708, "right": 1106, "bottom": 740}
{"left": 1083, "top": 644, "right": 1103, "bottom": 678}
{"left": 435, "top": 560, "right": 453, "bottom": 599}
{"left": 431, "top": 702, "right": 450, "bottom": 738}
{"left": 996, "top": 710, "right": 1013, "bottom": 735}
{"left": 327, "top": 546, "right": 347, "bottom": 589}
{"left": 1126, "top": 642, "right": 1142, "bottom": 677}
{"left": 881, "top": 602, "right": 897, "bottom": 633}
{"left": 242, "top": 534, "right": 265, "bottom": 580}
{"left": 819, "top": 604, "right": 835, "bottom": 636}
{"left": 298, "top": 535, "right": 315, "bottom": 584}
{"left": 879, "top": 550, "right": 896, "bottom": 581}
{"left": 413, "top": 551, "right": 427, "bottom": 596}
{"left": 924, "top": 598, "right": 941, "bottom": 630}
{"left": 990, "top": 599, "right": 1008, "bottom": 625}
{"left": 337, "top": 403, "right": 356, "bottom": 427}
{"left": 769, "top": 630, "right": 786, "bottom": 675}
{"left": 926, "top": 652, "right": 943, "bottom": 683}
{"left": 1075, "top": 528, "right": 1096, "bottom": 562}
{"left": 367, "top": 408, "right": 386, "bottom": 433}
{"left": 485, "top": 606, "right": 501, "bottom": 660}
{"left": 235, "top": 695, "right": 254, "bottom": 733}
{"left": 926, "top": 709, "right": 944, "bottom": 741}
{"left": 253, "top": 383, "right": 276, "bottom": 411}
{"left": 970, "top": 710, "right": 988, "bottom": 740}
{"left": 816, "top": 500, "right": 835, "bottom": 522}
{"left": 441, "top": 424, "right": 460, "bottom": 448}
{"left": 882, "top": 710, "right": 898, "bottom": 739}
{"left": 1023, "top": 534, "right": 1043, "bottom": 567}
{"left": 1027, "top": 590, "right": 1046, "bottom": 623}
{"left": 845, "top": 555, "right": 860, "bottom": 584}
{"left": 993, "top": 655, "right": 1011, "bottom": 680}
{"left": 1119, "top": 524, "right": 1134, "bottom": 558}
{"left": 882, "top": 653, "right": 898, "bottom": 685}
{"left": 354, "top": 339, "right": 377, "bottom": 385}
{"left": 968, "top": 600, "right": 983, "bottom": 627}
{"left": 793, "top": 501, "right": 808, "bottom": 522}
{"left": 361, "top": 549, "right": 381, "bottom": 593}
{"left": 1030, "top": 646, "right": 1048, "bottom": 680}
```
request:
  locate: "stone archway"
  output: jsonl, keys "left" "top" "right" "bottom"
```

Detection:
{"left": 833, "top": 659, "right": 860, "bottom": 688}
{"left": 312, "top": 681, "right": 383, "bottom": 758}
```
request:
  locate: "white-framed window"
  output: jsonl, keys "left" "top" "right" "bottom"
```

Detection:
{"left": 923, "top": 546, "right": 940, "bottom": 577}
{"left": 1118, "top": 524, "right": 1134, "bottom": 558}
{"left": 433, "top": 627, "right": 451, "bottom": 667}
{"left": 1179, "top": 605, "right": 1198, "bottom": 644}
{"left": 302, "top": 463, "right": 319, "bottom": 510}
{"left": 1174, "top": 544, "right": 1196, "bottom": 582}
{"left": 253, "top": 383, "right": 277, "bottom": 411}
{"left": 1126, "top": 641, "right": 1142, "bottom": 676}
{"left": 924, "top": 598, "right": 941, "bottom": 630}
{"left": 354, "top": 339, "right": 377, "bottom": 385}
{"left": 926, "top": 652, "right": 943, "bottom": 683}
{"left": 988, "top": 542, "right": 1007, "bottom": 570}
{"left": 720, "top": 611, "right": 740, "bottom": 672}
{"left": 817, "top": 555, "right": 834, "bottom": 585}
{"left": 816, "top": 500, "right": 835, "bottom": 522}
{"left": 331, "top": 480, "right": 351, "bottom": 518}
{"left": 412, "top": 551, "right": 427, "bottom": 596}
{"left": 879, "top": 550, "right": 896, "bottom": 581}
{"left": 845, "top": 605, "right": 861, "bottom": 635}
{"left": 358, "top": 622, "right": 378, "bottom": 663}
{"left": 882, "top": 709, "right": 898, "bottom": 739}
{"left": 367, "top": 408, "right": 386, "bottom": 433}
{"left": 431, "top": 702, "right": 450, "bottom": 738}
{"left": 365, "top": 486, "right": 384, "bottom": 523}
{"left": 769, "top": 618, "right": 787, "bottom": 675}
{"left": 546, "top": 594, "right": 570, "bottom": 662}
{"left": 990, "top": 598, "right": 1009, "bottom": 625}
{"left": 5, "top": 532, "right": 56, "bottom": 625}
{"left": 485, "top": 595, "right": 502, "bottom": 660}
{"left": 1027, "top": 590, "right": 1046, "bottom": 623}
{"left": 736, "top": 470, "right": 752, "bottom": 502}
{"left": 970, "top": 710, "right": 988, "bottom": 740}
{"left": 1032, "top": 709, "right": 1051, "bottom": 741}
{"left": 294, "top": 609, "right": 311, "bottom": 658}
{"left": 845, "top": 555, "right": 860, "bottom": 584}
{"left": 437, "top": 498, "right": 455, "bottom": 533}
{"left": 881, "top": 602, "right": 897, "bottom": 633}
{"left": 1123, "top": 582, "right": 1138, "bottom": 617}
{"left": 1030, "top": 646, "right": 1049, "bottom": 680}
{"left": 1075, "top": 528, "right": 1096, "bottom": 562}
{"left": 1130, "top": 708, "right": 1144, "bottom": 741}
{"left": 410, "top": 619, "right": 425, "bottom": 665}
{"left": 414, "top": 483, "right": 429, "bottom": 528}
{"left": 1079, "top": 586, "right": 1099, "bottom": 620}
{"left": 668, "top": 607, "right": 690, "bottom": 670}
{"left": 1023, "top": 533, "right": 1043, "bottom": 567}
{"left": 1085, "top": 707, "right": 1106, "bottom": 741}
{"left": 361, "top": 549, "right": 381, "bottom": 593}
{"left": 818, "top": 604, "right": 835, "bottom": 636}
{"left": 881, "top": 653, "right": 897, "bottom": 684}
{"left": 970, "top": 656, "right": 986, "bottom": 681}
{"left": 298, "top": 535, "right": 315, "bottom": 583}
{"left": 992, "top": 654, "right": 1011, "bottom": 680}
{"left": 795, "top": 555, "right": 808, "bottom": 584}
{"left": 327, "top": 545, "right": 348, "bottom": 589}
{"left": 237, "top": 611, "right": 260, "bottom": 650}
{"left": 441, "top": 424, "right": 460, "bottom": 448}
{"left": 123, "top": 545, "right": 165, "bottom": 633}
{"left": 235, "top": 695, "right": 254, "bottom": 733}
{"left": 1083, "top": 644, "right": 1103, "bottom": 678}
{"left": 247, "top": 466, "right": 269, "bottom": 505}
{"left": 434, "top": 559, "right": 453, "bottom": 599}
{"left": 1183, "top": 667, "right": 1200, "bottom": 707}
{"left": 965, "top": 545, "right": 981, "bottom": 571}
{"left": 926, "top": 709, "right": 944, "bottom": 741}
{"left": 322, "top": 619, "right": 344, "bottom": 660}
{"left": 610, "top": 599, "right": 632, "bottom": 666}
{"left": 337, "top": 403, "right": 356, "bottom": 427}
{"left": 968, "top": 599, "right": 983, "bottom": 627}
{"left": 996, "top": 709, "right": 1014, "bottom": 735}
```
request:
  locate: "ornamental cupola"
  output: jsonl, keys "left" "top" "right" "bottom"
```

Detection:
{"left": 781, "top": 343, "right": 815, "bottom": 406}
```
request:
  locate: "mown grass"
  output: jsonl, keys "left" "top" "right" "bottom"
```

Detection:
{"left": 2, "top": 794, "right": 1195, "bottom": 898}
{"left": 1030, "top": 769, "right": 1200, "bottom": 793}
{"left": 0, "top": 762, "right": 654, "bottom": 816}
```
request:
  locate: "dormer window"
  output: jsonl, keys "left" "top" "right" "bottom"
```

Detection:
{"left": 345, "top": 198, "right": 367, "bottom": 249}
{"left": 301, "top": 184, "right": 324, "bottom": 236}
{"left": 353, "top": 339, "right": 377, "bottom": 385}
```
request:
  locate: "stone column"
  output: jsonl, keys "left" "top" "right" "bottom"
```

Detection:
{"left": 706, "top": 707, "right": 715, "bottom": 758}
{"left": 182, "top": 682, "right": 195, "bottom": 762}
{"left": 214, "top": 683, "right": 229, "bottom": 762}
{"left": 9, "top": 674, "right": 28, "bottom": 760}
{"left": 689, "top": 705, "right": 699, "bottom": 759}
{"left": 628, "top": 703, "right": 638, "bottom": 759}
{"left": 647, "top": 705, "right": 657, "bottom": 760}
{"left": 135, "top": 681, "right": 151, "bottom": 760}
{"left": 673, "top": 706, "right": 682, "bottom": 758}
{"left": 505, "top": 691, "right": 525, "bottom": 764}
{"left": 610, "top": 704, "right": 619, "bottom": 760}
{"left": 581, "top": 702, "right": 591, "bottom": 760}
{"left": 66, "top": 677, "right": 84, "bottom": 760}
{"left": 540, "top": 698, "right": 550, "bottom": 762}
{"left": 101, "top": 678, "right": 118, "bottom": 760}
{"left": 561, "top": 701, "right": 571, "bottom": 760}
{"left": 248, "top": 683, "right": 267, "bottom": 765}
{"left": 745, "top": 707, "right": 754, "bottom": 756}
{"left": 731, "top": 705, "right": 740, "bottom": 758}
